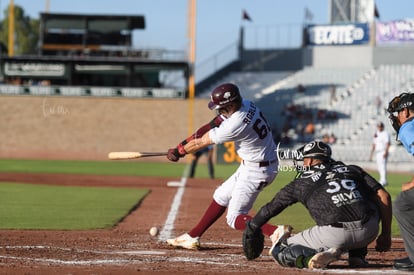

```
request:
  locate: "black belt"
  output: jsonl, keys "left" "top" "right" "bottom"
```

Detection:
{"left": 243, "top": 159, "right": 277, "bottom": 167}
{"left": 329, "top": 216, "right": 370, "bottom": 228}
{"left": 259, "top": 160, "right": 277, "bottom": 167}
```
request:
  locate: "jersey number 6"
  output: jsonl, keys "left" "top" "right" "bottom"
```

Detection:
{"left": 253, "top": 112, "right": 271, "bottom": 139}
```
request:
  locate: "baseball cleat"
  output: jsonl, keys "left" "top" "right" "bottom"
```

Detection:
{"left": 268, "top": 225, "right": 293, "bottom": 255}
{"left": 166, "top": 233, "right": 200, "bottom": 250}
{"left": 308, "top": 247, "right": 342, "bottom": 269}
{"left": 349, "top": 256, "right": 369, "bottom": 267}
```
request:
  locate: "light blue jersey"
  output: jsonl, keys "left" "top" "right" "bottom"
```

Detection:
{"left": 399, "top": 118, "right": 414, "bottom": 155}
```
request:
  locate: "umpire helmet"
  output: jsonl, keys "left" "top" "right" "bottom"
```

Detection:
{"left": 387, "top": 92, "right": 414, "bottom": 114}
{"left": 208, "top": 83, "right": 242, "bottom": 110}
{"left": 296, "top": 141, "right": 332, "bottom": 161}
{"left": 387, "top": 92, "right": 414, "bottom": 134}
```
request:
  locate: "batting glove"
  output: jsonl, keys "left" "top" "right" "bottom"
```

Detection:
{"left": 167, "top": 144, "right": 186, "bottom": 162}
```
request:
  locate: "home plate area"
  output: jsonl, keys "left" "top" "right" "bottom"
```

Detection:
{"left": 0, "top": 173, "right": 408, "bottom": 274}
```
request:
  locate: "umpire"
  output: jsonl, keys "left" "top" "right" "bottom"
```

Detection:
{"left": 243, "top": 140, "right": 392, "bottom": 269}
{"left": 387, "top": 92, "right": 414, "bottom": 271}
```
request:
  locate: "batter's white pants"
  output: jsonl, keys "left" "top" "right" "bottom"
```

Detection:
{"left": 213, "top": 161, "right": 278, "bottom": 229}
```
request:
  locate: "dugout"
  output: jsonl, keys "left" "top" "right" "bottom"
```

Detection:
{"left": 0, "top": 13, "right": 189, "bottom": 97}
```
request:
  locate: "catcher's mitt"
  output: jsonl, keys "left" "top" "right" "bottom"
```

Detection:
{"left": 242, "top": 221, "right": 264, "bottom": 260}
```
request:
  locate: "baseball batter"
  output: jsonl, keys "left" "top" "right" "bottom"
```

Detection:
{"left": 387, "top": 92, "right": 414, "bottom": 271}
{"left": 243, "top": 141, "right": 392, "bottom": 269}
{"left": 369, "top": 122, "right": 390, "bottom": 186}
{"left": 166, "top": 83, "right": 282, "bottom": 249}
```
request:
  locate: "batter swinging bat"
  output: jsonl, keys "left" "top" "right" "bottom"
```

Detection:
{"left": 108, "top": 151, "right": 167, "bottom": 160}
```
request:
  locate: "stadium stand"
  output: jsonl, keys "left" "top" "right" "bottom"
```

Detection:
{"left": 198, "top": 65, "right": 413, "bottom": 164}
{"left": 2, "top": 4, "right": 413, "bottom": 169}
{"left": 197, "top": 71, "right": 293, "bottom": 101}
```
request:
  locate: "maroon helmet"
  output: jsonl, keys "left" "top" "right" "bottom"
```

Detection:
{"left": 208, "top": 83, "right": 242, "bottom": 110}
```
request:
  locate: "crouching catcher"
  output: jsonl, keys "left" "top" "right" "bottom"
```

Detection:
{"left": 242, "top": 141, "right": 392, "bottom": 269}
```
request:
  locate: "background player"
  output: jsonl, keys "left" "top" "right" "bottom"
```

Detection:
{"left": 369, "top": 122, "right": 391, "bottom": 186}
{"left": 165, "top": 83, "right": 286, "bottom": 249}
{"left": 387, "top": 92, "right": 414, "bottom": 271}
{"left": 243, "top": 140, "right": 392, "bottom": 269}
{"left": 189, "top": 145, "right": 214, "bottom": 179}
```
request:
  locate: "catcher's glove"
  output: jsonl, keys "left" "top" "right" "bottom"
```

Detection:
{"left": 242, "top": 220, "right": 264, "bottom": 260}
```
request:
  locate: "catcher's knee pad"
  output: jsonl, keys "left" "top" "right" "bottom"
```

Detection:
{"left": 273, "top": 243, "right": 318, "bottom": 268}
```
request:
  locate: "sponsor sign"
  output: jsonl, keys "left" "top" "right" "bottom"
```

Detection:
{"left": 307, "top": 23, "right": 370, "bottom": 46}
{"left": 376, "top": 19, "right": 414, "bottom": 44}
{"left": 4, "top": 62, "right": 65, "bottom": 77}
{"left": 0, "top": 85, "right": 184, "bottom": 98}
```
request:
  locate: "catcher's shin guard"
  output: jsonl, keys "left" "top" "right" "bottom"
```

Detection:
{"left": 272, "top": 243, "right": 318, "bottom": 268}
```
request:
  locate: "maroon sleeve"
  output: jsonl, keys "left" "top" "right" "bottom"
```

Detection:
{"left": 179, "top": 115, "right": 224, "bottom": 146}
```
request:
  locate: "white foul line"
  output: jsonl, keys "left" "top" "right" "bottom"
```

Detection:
{"left": 158, "top": 163, "right": 190, "bottom": 241}
{"left": 159, "top": 163, "right": 192, "bottom": 241}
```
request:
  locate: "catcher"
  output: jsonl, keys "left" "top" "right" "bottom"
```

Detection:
{"left": 242, "top": 140, "right": 392, "bottom": 269}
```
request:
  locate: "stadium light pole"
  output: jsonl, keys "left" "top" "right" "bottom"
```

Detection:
{"left": 45, "top": 0, "right": 50, "bottom": 13}
{"left": 187, "top": 0, "right": 196, "bottom": 137}
{"left": 8, "top": 0, "right": 14, "bottom": 56}
{"left": 188, "top": 0, "right": 196, "bottom": 99}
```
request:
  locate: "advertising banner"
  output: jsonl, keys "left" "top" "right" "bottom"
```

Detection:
{"left": 306, "top": 23, "right": 370, "bottom": 46}
{"left": 376, "top": 19, "right": 414, "bottom": 45}
{"left": 4, "top": 62, "right": 66, "bottom": 77}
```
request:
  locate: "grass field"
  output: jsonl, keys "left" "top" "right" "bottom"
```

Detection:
{"left": 0, "top": 158, "right": 411, "bottom": 235}
{"left": 0, "top": 182, "right": 149, "bottom": 229}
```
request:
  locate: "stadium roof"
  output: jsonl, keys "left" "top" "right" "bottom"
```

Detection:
{"left": 40, "top": 13, "right": 146, "bottom": 33}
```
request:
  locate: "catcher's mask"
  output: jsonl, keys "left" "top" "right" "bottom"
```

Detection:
{"left": 293, "top": 141, "right": 332, "bottom": 172}
{"left": 387, "top": 92, "right": 414, "bottom": 137}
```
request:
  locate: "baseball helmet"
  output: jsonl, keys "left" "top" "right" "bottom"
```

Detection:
{"left": 208, "top": 83, "right": 242, "bottom": 110}
{"left": 296, "top": 140, "right": 332, "bottom": 161}
{"left": 387, "top": 92, "right": 414, "bottom": 114}
{"left": 387, "top": 92, "right": 414, "bottom": 134}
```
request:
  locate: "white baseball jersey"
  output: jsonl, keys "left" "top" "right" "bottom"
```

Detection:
{"left": 373, "top": 129, "right": 390, "bottom": 186}
{"left": 373, "top": 130, "right": 390, "bottom": 153}
{"left": 208, "top": 99, "right": 278, "bottom": 229}
{"left": 209, "top": 99, "right": 277, "bottom": 162}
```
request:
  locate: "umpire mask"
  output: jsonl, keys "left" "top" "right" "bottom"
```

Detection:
{"left": 387, "top": 92, "right": 414, "bottom": 137}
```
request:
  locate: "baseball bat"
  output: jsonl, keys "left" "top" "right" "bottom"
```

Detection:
{"left": 108, "top": 151, "right": 167, "bottom": 160}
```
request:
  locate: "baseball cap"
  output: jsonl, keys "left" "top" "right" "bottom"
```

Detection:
{"left": 387, "top": 92, "right": 414, "bottom": 113}
{"left": 295, "top": 140, "right": 332, "bottom": 160}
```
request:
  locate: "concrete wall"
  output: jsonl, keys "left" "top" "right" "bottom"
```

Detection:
{"left": 373, "top": 46, "right": 414, "bottom": 66}
{"left": 241, "top": 49, "right": 303, "bottom": 71}
{"left": 304, "top": 45, "right": 373, "bottom": 68}
{"left": 241, "top": 45, "right": 414, "bottom": 71}
{"left": 0, "top": 95, "right": 213, "bottom": 160}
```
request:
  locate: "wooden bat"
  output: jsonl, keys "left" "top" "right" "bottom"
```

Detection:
{"left": 108, "top": 151, "right": 167, "bottom": 160}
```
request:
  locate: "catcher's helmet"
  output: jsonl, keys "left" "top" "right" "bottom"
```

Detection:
{"left": 296, "top": 140, "right": 332, "bottom": 161}
{"left": 208, "top": 83, "right": 242, "bottom": 110}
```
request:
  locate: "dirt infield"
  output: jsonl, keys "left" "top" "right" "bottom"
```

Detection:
{"left": 0, "top": 173, "right": 410, "bottom": 274}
